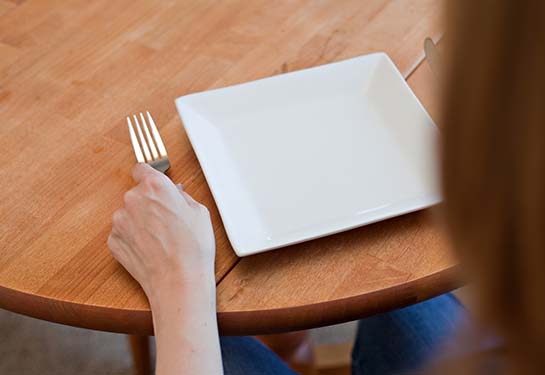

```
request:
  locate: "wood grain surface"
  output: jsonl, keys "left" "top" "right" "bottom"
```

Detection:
{"left": 0, "top": 0, "right": 456, "bottom": 335}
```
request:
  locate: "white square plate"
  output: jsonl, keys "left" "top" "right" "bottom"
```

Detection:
{"left": 176, "top": 53, "right": 440, "bottom": 257}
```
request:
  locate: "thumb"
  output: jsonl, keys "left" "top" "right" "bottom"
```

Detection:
{"left": 175, "top": 183, "right": 201, "bottom": 208}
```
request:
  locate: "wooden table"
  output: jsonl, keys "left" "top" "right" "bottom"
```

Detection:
{"left": 0, "top": 0, "right": 457, "bottom": 336}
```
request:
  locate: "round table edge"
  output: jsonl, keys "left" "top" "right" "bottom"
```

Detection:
{"left": 217, "top": 266, "right": 461, "bottom": 335}
{"left": 0, "top": 266, "right": 460, "bottom": 336}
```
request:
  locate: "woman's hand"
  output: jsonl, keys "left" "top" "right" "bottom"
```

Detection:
{"left": 108, "top": 163, "right": 223, "bottom": 375}
{"left": 107, "top": 163, "right": 216, "bottom": 300}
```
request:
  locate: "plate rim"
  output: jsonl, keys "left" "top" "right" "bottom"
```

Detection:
{"left": 175, "top": 52, "right": 439, "bottom": 256}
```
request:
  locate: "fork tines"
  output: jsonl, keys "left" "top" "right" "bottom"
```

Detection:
{"left": 127, "top": 111, "right": 170, "bottom": 173}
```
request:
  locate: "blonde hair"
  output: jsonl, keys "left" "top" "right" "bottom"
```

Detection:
{"left": 441, "top": 1, "right": 545, "bottom": 373}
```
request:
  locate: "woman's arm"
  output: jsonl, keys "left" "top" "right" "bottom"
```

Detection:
{"left": 150, "top": 267, "right": 222, "bottom": 375}
{"left": 107, "top": 163, "right": 223, "bottom": 375}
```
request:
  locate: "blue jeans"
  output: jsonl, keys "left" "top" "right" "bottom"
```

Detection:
{"left": 351, "top": 293, "right": 466, "bottom": 374}
{"left": 221, "top": 336, "right": 298, "bottom": 375}
{"left": 221, "top": 293, "right": 465, "bottom": 375}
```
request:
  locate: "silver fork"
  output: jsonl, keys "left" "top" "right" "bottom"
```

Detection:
{"left": 127, "top": 111, "right": 171, "bottom": 173}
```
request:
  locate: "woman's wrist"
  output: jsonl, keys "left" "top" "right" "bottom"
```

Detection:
{"left": 149, "top": 264, "right": 223, "bottom": 375}
{"left": 148, "top": 270, "right": 218, "bottom": 349}
{"left": 146, "top": 265, "right": 217, "bottom": 312}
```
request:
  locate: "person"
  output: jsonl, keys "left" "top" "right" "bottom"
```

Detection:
{"left": 107, "top": 0, "right": 545, "bottom": 373}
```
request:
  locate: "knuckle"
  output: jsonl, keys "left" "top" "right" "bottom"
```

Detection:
{"left": 123, "top": 190, "right": 137, "bottom": 206}
{"left": 143, "top": 175, "right": 163, "bottom": 190}
{"left": 112, "top": 210, "right": 125, "bottom": 227}
{"left": 107, "top": 234, "right": 118, "bottom": 252}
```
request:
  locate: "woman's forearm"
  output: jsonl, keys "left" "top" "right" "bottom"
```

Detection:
{"left": 108, "top": 164, "right": 222, "bottom": 374}
{"left": 150, "top": 271, "right": 223, "bottom": 375}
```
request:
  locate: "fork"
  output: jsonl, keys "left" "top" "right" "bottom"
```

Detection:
{"left": 127, "top": 111, "right": 171, "bottom": 173}
{"left": 424, "top": 37, "right": 442, "bottom": 79}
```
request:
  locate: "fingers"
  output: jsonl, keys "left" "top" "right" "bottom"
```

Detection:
{"left": 111, "top": 208, "right": 129, "bottom": 235}
{"left": 107, "top": 232, "right": 142, "bottom": 282}
{"left": 131, "top": 163, "right": 162, "bottom": 184}
{"left": 131, "top": 164, "right": 177, "bottom": 199}
{"left": 131, "top": 164, "right": 203, "bottom": 211}
{"left": 107, "top": 232, "right": 129, "bottom": 262}
{"left": 107, "top": 232, "right": 123, "bottom": 253}
{"left": 109, "top": 211, "right": 140, "bottom": 263}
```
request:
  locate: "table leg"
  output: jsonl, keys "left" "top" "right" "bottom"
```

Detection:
{"left": 128, "top": 335, "right": 151, "bottom": 375}
{"left": 256, "top": 331, "right": 316, "bottom": 375}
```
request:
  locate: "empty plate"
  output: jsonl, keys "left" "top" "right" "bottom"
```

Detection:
{"left": 176, "top": 53, "right": 440, "bottom": 257}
